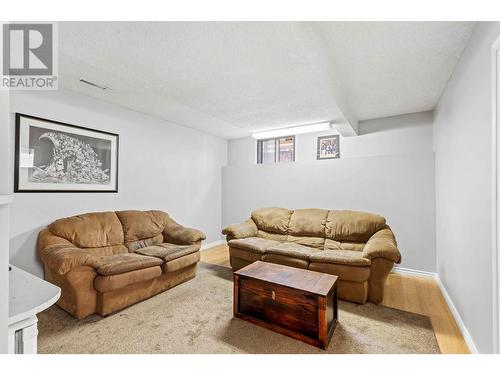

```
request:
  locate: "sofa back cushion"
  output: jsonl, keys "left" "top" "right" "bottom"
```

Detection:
{"left": 325, "top": 210, "right": 386, "bottom": 242}
{"left": 115, "top": 210, "right": 168, "bottom": 249}
{"left": 251, "top": 207, "right": 386, "bottom": 244}
{"left": 251, "top": 207, "right": 292, "bottom": 234}
{"left": 48, "top": 211, "right": 124, "bottom": 248}
{"left": 285, "top": 208, "right": 328, "bottom": 249}
{"left": 288, "top": 208, "right": 328, "bottom": 236}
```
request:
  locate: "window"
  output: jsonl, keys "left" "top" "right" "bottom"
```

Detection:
{"left": 257, "top": 136, "right": 295, "bottom": 164}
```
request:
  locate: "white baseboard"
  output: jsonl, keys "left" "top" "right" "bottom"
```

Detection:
{"left": 201, "top": 240, "right": 224, "bottom": 251}
{"left": 392, "top": 266, "right": 437, "bottom": 278}
{"left": 393, "top": 266, "right": 478, "bottom": 353}
{"left": 435, "top": 276, "right": 479, "bottom": 354}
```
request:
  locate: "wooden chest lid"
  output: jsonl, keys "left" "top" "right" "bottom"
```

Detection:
{"left": 234, "top": 261, "right": 337, "bottom": 297}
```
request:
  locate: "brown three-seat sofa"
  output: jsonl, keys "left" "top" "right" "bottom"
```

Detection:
{"left": 38, "top": 210, "right": 205, "bottom": 319}
{"left": 222, "top": 207, "right": 402, "bottom": 304}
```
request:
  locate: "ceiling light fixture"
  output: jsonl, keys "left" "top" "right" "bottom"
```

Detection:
{"left": 79, "top": 79, "right": 111, "bottom": 91}
{"left": 251, "top": 121, "right": 333, "bottom": 139}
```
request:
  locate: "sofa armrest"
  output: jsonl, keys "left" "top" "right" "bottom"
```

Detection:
{"left": 162, "top": 214, "right": 206, "bottom": 245}
{"left": 222, "top": 219, "right": 258, "bottom": 240}
{"left": 39, "top": 245, "right": 101, "bottom": 275}
{"left": 362, "top": 226, "right": 401, "bottom": 264}
{"left": 164, "top": 225, "right": 206, "bottom": 245}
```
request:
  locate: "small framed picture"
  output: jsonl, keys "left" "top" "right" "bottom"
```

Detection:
{"left": 317, "top": 135, "right": 340, "bottom": 160}
{"left": 14, "top": 113, "right": 119, "bottom": 192}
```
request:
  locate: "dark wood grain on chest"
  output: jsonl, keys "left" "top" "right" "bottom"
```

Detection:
{"left": 233, "top": 261, "right": 338, "bottom": 349}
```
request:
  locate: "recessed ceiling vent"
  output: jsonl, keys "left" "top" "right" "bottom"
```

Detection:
{"left": 79, "top": 79, "right": 111, "bottom": 91}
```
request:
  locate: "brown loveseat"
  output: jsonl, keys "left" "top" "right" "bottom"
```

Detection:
{"left": 38, "top": 210, "right": 205, "bottom": 319}
{"left": 222, "top": 207, "right": 401, "bottom": 304}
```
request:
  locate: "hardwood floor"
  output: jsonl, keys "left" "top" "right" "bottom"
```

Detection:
{"left": 201, "top": 244, "right": 469, "bottom": 354}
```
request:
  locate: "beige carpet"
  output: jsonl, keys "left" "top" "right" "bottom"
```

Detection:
{"left": 37, "top": 263, "right": 440, "bottom": 354}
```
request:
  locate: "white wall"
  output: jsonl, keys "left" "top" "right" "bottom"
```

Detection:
{"left": 224, "top": 112, "right": 436, "bottom": 273}
{"left": 434, "top": 22, "right": 500, "bottom": 354}
{"left": 299, "top": 111, "right": 434, "bottom": 161}
{"left": 9, "top": 89, "right": 227, "bottom": 277}
{"left": 228, "top": 111, "right": 433, "bottom": 165}
{"left": 0, "top": 90, "right": 11, "bottom": 353}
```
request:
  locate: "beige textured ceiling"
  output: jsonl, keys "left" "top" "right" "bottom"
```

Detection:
{"left": 58, "top": 21, "right": 475, "bottom": 138}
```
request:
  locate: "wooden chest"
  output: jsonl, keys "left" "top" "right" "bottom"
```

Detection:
{"left": 233, "top": 261, "right": 338, "bottom": 349}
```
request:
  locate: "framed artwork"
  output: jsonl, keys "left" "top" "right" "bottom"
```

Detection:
{"left": 317, "top": 135, "right": 340, "bottom": 160}
{"left": 14, "top": 113, "right": 119, "bottom": 192}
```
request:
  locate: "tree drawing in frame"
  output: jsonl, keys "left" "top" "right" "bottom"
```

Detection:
{"left": 15, "top": 113, "right": 119, "bottom": 192}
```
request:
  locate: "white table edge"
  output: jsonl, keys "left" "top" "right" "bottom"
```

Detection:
{"left": 8, "top": 265, "right": 61, "bottom": 326}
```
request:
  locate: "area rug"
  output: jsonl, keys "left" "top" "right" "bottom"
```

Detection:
{"left": 37, "top": 263, "right": 440, "bottom": 354}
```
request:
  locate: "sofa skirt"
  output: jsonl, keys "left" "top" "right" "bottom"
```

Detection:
{"left": 96, "top": 264, "right": 197, "bottom": 316}
{"left": 45, "top": 263, "right": 197, "bottom": 318}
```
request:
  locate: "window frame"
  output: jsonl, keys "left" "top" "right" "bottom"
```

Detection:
{"left": 256, "top": 135, "right": 295, "bottom": 164}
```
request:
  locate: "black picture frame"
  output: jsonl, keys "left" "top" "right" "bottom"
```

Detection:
{"left": 316, "top": 135, "right": 340, "bottom": 160}
{"left": 14, "top": 113, "right": 119, "bottom": 193}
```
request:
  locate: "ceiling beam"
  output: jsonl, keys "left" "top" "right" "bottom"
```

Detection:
{"left": 293, "top": 23, "right": 359, "bottom": 137}
{"left": 333, "top": 121, "right": 358, "bottom": 137}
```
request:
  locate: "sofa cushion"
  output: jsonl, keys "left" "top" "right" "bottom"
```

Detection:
{"left": 325, "top": 210, "right": 386, "bottom": 242}
{"left": 309, "top": 249, "right": 371, "bottom": 266}
{"left": 309, "top": 262, "right": 370, "bottom": 282}
{"left": 339, "top": 242, "right": 366, "bottom": 251}
{"left": 324, "top": 239, "right": 365, "bottom": 251}
{"left": 94, "top": 266, "right": 162, "bottom": 292}
{"left": 263, "top": 254, "right": 309, "bottom": 269}
{"left": 324, "top": 238, "right": 342, "bottom": 250}
{"left": 288, "top": 208, "right": 328, "bottom": 236}
{"left": 257, "top": 231, "right": 288, "bottom": 242}
{"left": 228, "top": 237, "right": 280, "bottom": 254}
{"left": 251, "top": 207, "right": 292, "bottom": 234}
{"left": 162, "top": 252, "right": 200, "bottom": 273}
{"left": 115, "top": 210, "right": 168, "bottom": 242}
{"left": 134, "top": 243, "right": 199, "bottom": 262}
{"left": 286, "top": 235, "right": 325, "bottom": 249}
{"left": 96, "top": 253, "right": 162, "bottom": 276}
{"left": 82, "top": 244, "right": 129, "bottom": 256}
{"left": 265, "top": 242, "right": 320, "bottom": 260}
{"left": 48, "top": 211, "right": 124, "bottom": 248}
{"left": 125, "top": 234, "right": 164, "bottom": 251}
{"left": 229, "top": 247, "right": 264, "bottom": 263}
